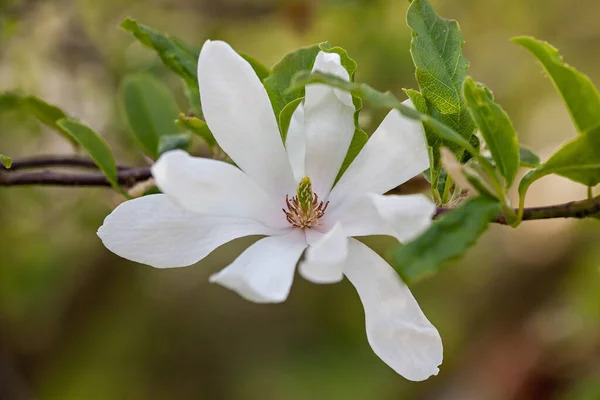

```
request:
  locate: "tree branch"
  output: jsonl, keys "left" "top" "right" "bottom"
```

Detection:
{"left": 6, "top": 156, "right": 132, "bottom": 170}
{"left": 0, "top": 168, "right": 151, "bottom": 187}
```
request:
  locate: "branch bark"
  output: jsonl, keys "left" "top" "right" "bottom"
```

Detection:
{"left": 7, "top": 156, "right": 132, "bottom": 171}
{"left": 0, "top": 168, "right": 151, "bottom": 187}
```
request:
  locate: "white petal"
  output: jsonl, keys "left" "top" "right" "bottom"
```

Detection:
{"left": 152, "top": 150, "right": 285, "bottom": 229}
{"left": 344, "top": 239, "right": 443, "bottom": 381}
{"left": 370, "top": 194, "right": 435, "bottom": 242}
{"left": 285, "top": 102, "right": 306, "bottom": 182}
{"left": 298, "top": 223, "right": 347, "bottom": 284}
{"left": 303, "top": 51, "right": 355, "bottom": 198}
{"left": 209, "top": 229, "right": 306, "bottom": 303}
{"left": 97, "top": 194, "right": 281, "bottom": 269}
{"left": 324, "top": 193, "right": 435, "bottom": 243}
{"left": 328, "top": 102, "right": 428, "bottom": 206}
{"left": 197, "top": 40, "right": 296, "bottom": 200}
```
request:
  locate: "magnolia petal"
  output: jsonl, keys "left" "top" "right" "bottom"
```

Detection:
{"left": 285, "top": 102, "right": 306, "bottom": 182}
{"left": 197, "top": 40, "right": 296, "bottom": 201}
{"left": 298, "top": 223, "right": 347, "bottom": 284}
{"left": 97, "top": 195, "right": 281, "bottom": 269}
{"left": 370, "top": 194, "right": 435, "bottom": 243}
{"left": 209, "top": 229, "right": 306, "bottom": 303}
{"left": 325, "top": 193, "right": 434, "bottom": 243}
{"left": 303, "top": 51, "right": 355, "bottom": 198}
{"left": 328, "top": 103, "right": 428, "bottom": 205}
{"left": 344, "top": 239, "right": 443, "bottom": 381}
{"left": 152, "top": 150, "right": 286, "bottom": 229}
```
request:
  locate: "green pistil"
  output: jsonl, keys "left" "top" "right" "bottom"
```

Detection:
{"left": 297, "top": 176, "right": 313, "bottom": 213}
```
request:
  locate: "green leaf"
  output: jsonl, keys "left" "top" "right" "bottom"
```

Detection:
{"left": 57, "top": 119, "right": 120, "bottom": 191}
{"left": 513, "top": 36, "right": 600, "bottom": 135}
{"left": 183, "top": 84, "right": 202, "bottom": 117}
{"left": 0, "top": 91, "right": 22, "bottom": 110}
{"left": 0, "top": 92, "right": 82, "bottom": 147}
{"left": 532, "top": 128, "right": 600, "bottom": 186}
{"left": 119, "top": 73, "right": 182, "bottom": 158}
{"left": 519, "top": 146, "right": 540, "bottom": 167}
{"left": 463, "top": 77, "right": 520, "bottom": 186}
{"left": 278, "top": 97, "right": 303, "bottom": 142}
{"left": 158, "top": 132, "right": 191, "bottom": 154}
{"left": 0, "top": 153, "right": 12, "bottom": 168}
{"left": 405, "top": 88, "right": 441, "bottom": 190}
{"left": 391, "top": 195, "right": 501, "bottom": 283}
{"left": 121, "top": 18, "right": 198, "bottom": 89}
{"left": 175, "top": 113, "right": 216, "bottom": 148}
{"left": 517, "top": 126, "right": 600, "bottom": 219}
{"left": 263, "top": 43, "right": 322, "bottom": 120}
{"left": 335, "top": 128, "right": 369, "bottom": 182}
{"left": 407, "top": 0, "right": 475, "bottom": 176}
{"left": 240, "top": 53, "right": 271, "bottom": 81}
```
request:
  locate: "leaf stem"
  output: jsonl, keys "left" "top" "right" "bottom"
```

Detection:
{"left": 441, "top": 174, "right": 453, "bottom": 204}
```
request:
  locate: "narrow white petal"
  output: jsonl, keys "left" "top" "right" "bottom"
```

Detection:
{"left": 324, "top": 193, "right": 435, "bottom": 243}
{"left": 209, "top": 229, "right": 306, "bottom": 303}
{"left": 152, "top": 150, "right": 286, "bottom": 229}
{"left": 299, "top": 223, "right": 347, "bottom": 284}
{"left": 328, "top": 102, "right": 428, "bottom": 205}
{"left": 303, "top": 51, "right": 355, "bottom": 198}
{"left": 344, "top": 239, "right": 443, "bottom": 381}
{"left": 369, "top": 194, "right": 435, "bottom": 242}
{"left": 285, "top": 102, "right": 306, "bottom": 182}
{"left": 197, "top": 40, "right": 296, "bottom": 200}
{"left": 97, "top": 195, "right": 281, "bottom": 269}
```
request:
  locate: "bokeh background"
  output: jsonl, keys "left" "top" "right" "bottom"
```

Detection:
{"left": 1, "top": 0, "right": 600, "bottom": 399}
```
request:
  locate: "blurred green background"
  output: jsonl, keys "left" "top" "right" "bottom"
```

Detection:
{"left": 1, "top": 0, "right": 600, "bottom": 399}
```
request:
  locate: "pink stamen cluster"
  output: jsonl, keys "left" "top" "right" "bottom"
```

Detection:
{"left": 282, "top": 193, "right": 329, "bottom": 228}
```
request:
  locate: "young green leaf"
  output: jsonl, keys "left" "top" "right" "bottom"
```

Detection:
{"left": 240, "top": 53, "right": 271, "bottom": 81}
{"left": 513, "top": 36, "right": 600, "bottom": 135}
{"left": 24, "top": 95, "right": 79, "bottom": 148}
{"left": 519, "top": 146, "right": 541, "bottom": 167}
{"left": 405, "top": 89, "right": 441, "bottom": 190}
{"left": 391, "top": 195, "right": 501, "bottom": 283}
{"left": 121, "top": 18, "right": 198, "bottom": 89}
{"left": 175, "top": 113, "right": 216, "bottom": 148}
{"left": 57, "top": 119, "right": 119, "bottom": 191}
{"left": 264, "top": 43, "right": 322, "bottom": 119}
{"left": 119, "top": 73, "right": 182, "bottom": 158}
{"left": 407, "top": 0, "right": 475, "bottom": 173}
{"left": 463, "top": 77, "right": 520, "bottom": 186}
{"left": 0, "top": 153, "right": 12, "bottom": 168}
{"left": 278, "top": 97, "right": 303, "bottom": 142}
{"left": 0, "top": 91, "right": 23, "bottom": 110}
{"left": 158, "top": 132, "right": 191, "bottom": 154}
{"left": 517, "top": 127, "right": 600, "bottom": 221}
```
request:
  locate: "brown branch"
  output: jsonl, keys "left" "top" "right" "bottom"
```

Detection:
{"left": 6, "top": 156, "right": 132, "bottom": 171}
{"left": 0, "top": 168, "right": 151, "bottom": 187}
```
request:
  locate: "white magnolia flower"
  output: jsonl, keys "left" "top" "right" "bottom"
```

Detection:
{"left": 98, "top": 40, "right": 442, "bottom": 381}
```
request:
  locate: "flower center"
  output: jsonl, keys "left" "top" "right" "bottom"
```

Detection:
{"left": 282, "top": 177, "right": 329, "bottom": 229}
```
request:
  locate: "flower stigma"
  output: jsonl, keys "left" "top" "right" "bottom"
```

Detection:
{"left": 282, "top": 177, "right": 329, "bottom": 229}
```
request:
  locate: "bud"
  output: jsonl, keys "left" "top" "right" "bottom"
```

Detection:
{"left": 297, "top": 176, "right": 313, "bottom": 213}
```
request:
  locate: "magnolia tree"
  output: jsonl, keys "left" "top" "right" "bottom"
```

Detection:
{"left": 2, "top": 0, "right": 600, "bottom": 381}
